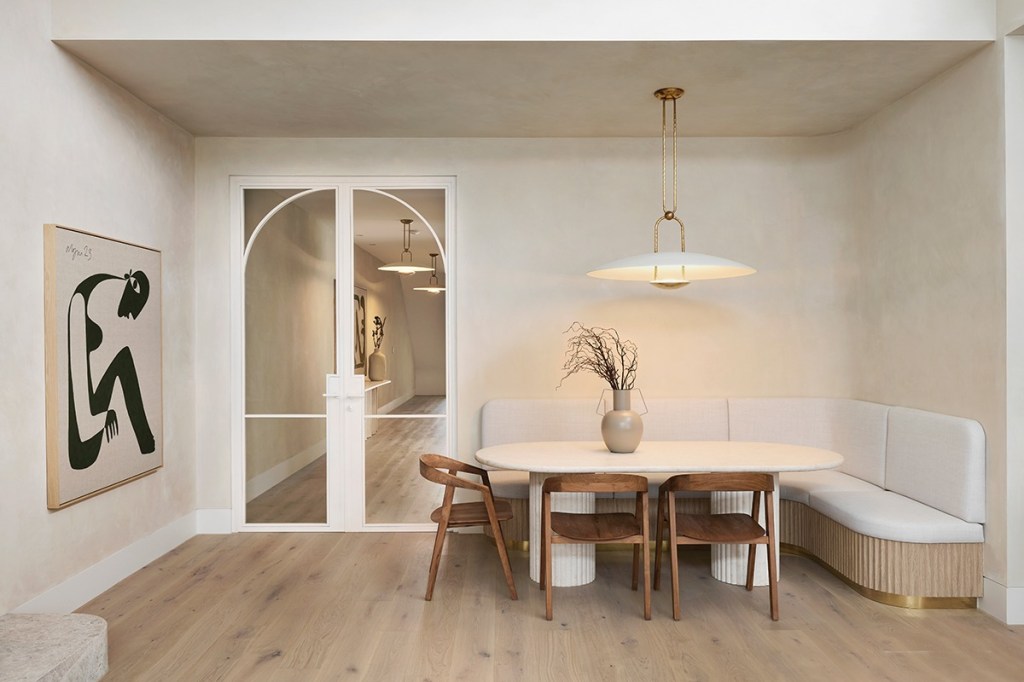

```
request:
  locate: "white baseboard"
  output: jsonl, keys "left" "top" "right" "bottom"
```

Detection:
{"left": 379, "top": 391, "right": 415, "bottom": 415}
{"left": 980, "top": 577, "right": 1024, "bottom": 624}
{"left": 245, "top": 440, "right": 326, "bottom": 502}
{"left": 196, "top": 508, "right": 233, "bottom": 534}
{"left": 14, "top": 512, "right": 198, "bottom": 614}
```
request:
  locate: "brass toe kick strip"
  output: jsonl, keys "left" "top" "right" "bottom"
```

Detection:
{"left": 781, "top": 543, "right": 977, "bottom": 610}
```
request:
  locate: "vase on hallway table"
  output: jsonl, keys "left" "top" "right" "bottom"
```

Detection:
{"left": 368, "top": 350, "right": 387, "bottom": 381}
{"left": 600, "top": 389, "right": 644, "bottom": 454}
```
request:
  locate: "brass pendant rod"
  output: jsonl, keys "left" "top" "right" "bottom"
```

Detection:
{"left": 401, "top": 218, "right": 414, "bottom": 263}
{"left": 652, "top": 88, "right": 686, "bottom": 255}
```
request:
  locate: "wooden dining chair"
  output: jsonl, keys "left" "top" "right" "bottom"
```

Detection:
{"left": 418, "top": 454, "right": 518, "bottom": 601}
{"left": 541, "top": 473, "right": 651, "bottom": 621}
{"left": 654, "top": 472, "right": 778, "bottom": 621}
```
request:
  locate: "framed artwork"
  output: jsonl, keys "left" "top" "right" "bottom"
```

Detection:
{"left": 354, "top": 286, "right": 367, "bottom": 372}
{"left": 44, "top": 224, "right": 163, "bottom": 509}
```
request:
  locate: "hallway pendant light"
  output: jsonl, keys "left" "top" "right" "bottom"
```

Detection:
{"left": 413, "top": 253, "right": 446, "bottom": 294}
{"left": 379, "top": 218, "right": 432, "bottom": 274}
{"left": 587, "top": 87, "right": 755, "bottom": 289}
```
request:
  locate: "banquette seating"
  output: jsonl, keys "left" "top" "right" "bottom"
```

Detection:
{"left": 479, "top": 397, "right": 986, "bottom": 607}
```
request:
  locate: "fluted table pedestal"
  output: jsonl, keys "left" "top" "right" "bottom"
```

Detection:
{"left": 528, "top": 472, "right": 595, "bottom": 586}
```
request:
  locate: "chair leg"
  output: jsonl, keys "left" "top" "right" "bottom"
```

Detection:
{"left": 632, "top": 544, "right": 640, "bottom": 591}
{"left": 544, "top": 535, "right": 554, "bottom": 621}
{"left": 767, "top": 538, "right": 779, "bottom": 621}
{"left": 543, "top": 494, "right": 554, "bottom": 620}
{"left": 653, "top": 493, "right": 665, "bottom": 590}
{"left": 745, "top": 542, "right": 757, "bottom": 592}
{"left": 667, "top": 503, "right": 681, "bottom": 621}
{"left": 642, "top": 517, "right": 651, "bottom": 621}
{"left": 540, "top": 498, "right": 547, "bottom": 592}
{"left": 424, "top": 517, "right": 449, "bottom": 601}
{"left": 765, "top": 490, "right": 779, "bottom": 621}
{"left": 488, "top": 513, "right": 518, "bottom": 600}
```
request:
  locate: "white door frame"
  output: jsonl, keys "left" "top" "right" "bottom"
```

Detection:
{"left": 229, "top": 175, "right": 456, "bottom": 532}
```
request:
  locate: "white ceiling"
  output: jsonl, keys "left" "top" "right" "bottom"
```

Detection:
{"left": 59, "top": 40, "right": 988, "bottom": 138}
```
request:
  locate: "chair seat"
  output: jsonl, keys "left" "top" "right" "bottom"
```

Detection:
{"left": 674, "top": 513, "right": 767, "bottom": 543}
{"left": 551, "top": 512, "right": 643, "bottom": 542}
{"left": 430, "top": 499, "right": 513, "bottom": 526}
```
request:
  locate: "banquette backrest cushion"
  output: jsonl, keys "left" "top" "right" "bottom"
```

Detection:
{"left": 726, "top": 398, "right": 890, "bottom": 488}
{"left": 480, "top": 399, "right": 597, "bottom": 447}
{"left": 885, "top": 406, "right": 986, "bottom": 523}
{"left": 479, "top": 397, "right": 985, "bottom": 526}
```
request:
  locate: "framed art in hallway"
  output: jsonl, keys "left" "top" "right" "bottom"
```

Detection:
{"left": 43, "top": 224, "right": 163, "bottom": 509}
{"left": 354, "top": 286, "right": 367, "bottom": 372}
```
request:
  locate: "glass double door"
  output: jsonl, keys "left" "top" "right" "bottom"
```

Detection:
{"left": 238, "top": 180, "right": 450, "bottom": 530}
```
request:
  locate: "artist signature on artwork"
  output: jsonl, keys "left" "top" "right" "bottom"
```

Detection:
{"left": 66, "top": 243, "right": 93, "bottom": 261}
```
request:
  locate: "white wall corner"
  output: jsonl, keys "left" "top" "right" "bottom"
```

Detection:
{"left": 196, "top": 508, "right": 233, "bottom": 534}
{"left": 13, "top": 513, "right": 198, "bottom": 614}
{"left": 979, "top": 577, "right": 1024, "bottom": 624}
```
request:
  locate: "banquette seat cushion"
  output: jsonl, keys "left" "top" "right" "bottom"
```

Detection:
{"left": 807, "top": 490, "right": 984, "bottom": 543}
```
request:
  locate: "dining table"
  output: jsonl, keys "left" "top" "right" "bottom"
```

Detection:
{"left": 475, "top": 440, "right": 844, "bottom": 587}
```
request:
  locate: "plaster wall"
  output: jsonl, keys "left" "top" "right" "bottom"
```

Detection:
{"left": 0, "top": 0, "right": 195, "bottom": 612}
{"left": 194, "top": 135, "right": 856, "bottom": 510}
{"left": 400, "top": 277, "right": 446, "bottom": 396}
{"left": 846, "top": 47, "right": 1007, "bottom": 582}
{"left": 1001, "top": 0, "right": 1024, "bottom": 597}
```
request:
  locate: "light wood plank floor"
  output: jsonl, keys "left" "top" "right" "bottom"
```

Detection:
{"left": 79, "top": 532, "right": 1024, "bottom": 681}
{"left": 365, "top": 396, "right": 445, "bottom": 525}
{"left": 245, "top": 396, "right": 445, "bottom": 525}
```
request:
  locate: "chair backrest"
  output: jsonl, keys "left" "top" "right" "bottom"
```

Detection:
{"left": 664, "top": 472, "right": 774, "bottom": 493}
{"left": 543, "top": 473, "right": 648, "bottom": 494}
{"left": 419, "top": 454, "right": 489, "bottom": 494}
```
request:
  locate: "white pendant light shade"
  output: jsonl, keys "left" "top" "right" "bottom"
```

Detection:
{"left": 588, "top": 87, "right": 754, "bottom": 289}
{"left": 413, "top": 252, "right": 446, "bottom": 293}
{"left": 379, "top": 218, "right": 432, "bottom": 274}
{"left": 588, "top": 251, "right": 755, "bottom": 287}
{"left": 379, "top": 261, "right": 431, "bottom": 274}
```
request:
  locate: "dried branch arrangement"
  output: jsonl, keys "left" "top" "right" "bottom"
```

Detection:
{"left": 557, "top": 322, "right": 638, "bottom": 391}
{"left": 372, "top": 315, "right": 386, "bottom": 351}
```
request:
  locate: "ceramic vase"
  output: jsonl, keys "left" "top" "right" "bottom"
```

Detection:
{"left": 368, "top": 350, "right": 387, "bottom": 381}
{"left": 601, "top": 389, "right": 643, "bottom": 453}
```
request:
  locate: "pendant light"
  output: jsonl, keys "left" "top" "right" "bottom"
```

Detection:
{"left": 379, "top": 218, "right": 432, "bottom": 274}
{"left": 587, "top": 87, "right": 755, "bottom": 289}
{"left": 413, "top": 253, "right": 446, "bottom": 294}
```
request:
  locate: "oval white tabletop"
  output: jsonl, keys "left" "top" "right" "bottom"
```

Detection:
{"left": 475, "top": 440, "right": 843, "bottom": 588}
{"left": 475, "top": 440, "right": 844, "bottom": 473}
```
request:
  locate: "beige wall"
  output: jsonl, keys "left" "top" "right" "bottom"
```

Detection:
{"left": 1001, "top": 0, "right": 1024, "bottom": 595}
{"left": 194, "top": 135, "right": 856, "bottom": 508}
{"left": 846, "top": 47, "right": 1007, "bottom": 582}
{"left": 400, "top": 276, "right": 446, "bottom": 396}
{"left": 0, "top": 0, "right": 195, "bottom": 612}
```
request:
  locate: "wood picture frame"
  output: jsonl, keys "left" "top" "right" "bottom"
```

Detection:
{"left": 44, "top": 224, "right": 163, "bottom": 509}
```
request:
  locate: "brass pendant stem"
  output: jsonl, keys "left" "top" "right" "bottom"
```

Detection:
{"left": 653, "top": 87, "right": 685, "bottom": 254}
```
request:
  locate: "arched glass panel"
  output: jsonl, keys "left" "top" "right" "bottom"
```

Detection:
{"left": 243, "top": 188, "right": 336, "bottom": 524}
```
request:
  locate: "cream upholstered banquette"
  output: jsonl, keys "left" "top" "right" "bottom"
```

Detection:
{"left": 477, "top": 397, "right": 985, "bottom": 607}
